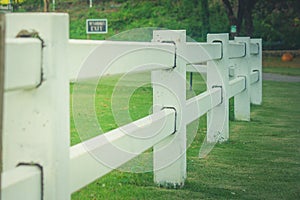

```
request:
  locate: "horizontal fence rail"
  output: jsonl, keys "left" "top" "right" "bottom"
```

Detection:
{"left": 185, "top": 42, "right": 222, "bottom": 63}
{"left": 68, "top": 40, "right": 176, "bottom": 80}
{"left": 185, "top": 88, "right": 222, "bottom": 125}
{"left": 5, "top": 38, "right": 42, "bottom": 91}
{"left": 70, "top": 108, "right": 176, "bottom": 192}
{"left": 1, "top": 13, "right": 262, "bottom": 200}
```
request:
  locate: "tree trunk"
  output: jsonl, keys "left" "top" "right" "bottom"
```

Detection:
{"left": 44, "top": 0, "right": 49, "bottom": 12}
{"left": 222, "top": 0, "right": 257, "bottom": 37}
{"left": 201, "top": 0, "right": 210, "bottom": 35}
{"left": 237, "top": 0, "right": 245, "bottom": 34}
{"left": 222, "top": 0, "right": 238, "bottom": 36}
{"left": 222, "top": 0, "right": 238, "bottom": 25}
{"left": 244, "top": 0, "right": 257, "bottom": 36}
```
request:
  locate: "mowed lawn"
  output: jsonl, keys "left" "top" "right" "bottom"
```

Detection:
{"left": 70, "top": 63, "right": 300, "bottom": 199}
{"left": 263, "top": 55, "right": 300, "bottom": 76}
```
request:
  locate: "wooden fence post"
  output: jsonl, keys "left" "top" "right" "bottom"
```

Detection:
{"left": 152, "top": 30, "right": 187, "bottom": 188}
{"left": 4, "top": 13, "right": 70, "bottom": 199}
{"left": 233, "top": 37, "right": 251, "bottom": 121}
{"left": 206, "top": 34, "right": 230, "bottom": 142}
{"left": 250, "top": 38, "right": 262, "bottom": 105}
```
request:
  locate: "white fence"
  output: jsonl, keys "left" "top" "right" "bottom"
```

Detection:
{"left": 1, "top": 13, "right": 262, "bottom": 200}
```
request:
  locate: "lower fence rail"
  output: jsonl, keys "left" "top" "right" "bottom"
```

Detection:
{"left": 250, "top": 70, "right": 260, "bottom": 84}
{"left": 70, "top": 108, "right": 176, "bottom": 192}
{"left": 228, "top": 77, "right": 246, "bottom": 98}
{"left": 185, "top": 87, "right": 222, "bottom": 125}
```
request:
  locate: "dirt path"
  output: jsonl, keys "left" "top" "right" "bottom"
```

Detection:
{"left": 262, "top": 73, "right": 300, "bottom": 82}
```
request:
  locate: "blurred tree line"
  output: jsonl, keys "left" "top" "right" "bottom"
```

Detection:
{"left": 12, "top": 0, "right": 300, "bottom": 49}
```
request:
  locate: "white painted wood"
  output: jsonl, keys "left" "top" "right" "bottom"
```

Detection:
{"left": 250, "top": 42, "right": 259, "bottom": 55}
{"left": 250, "top": 70, "right": 259, "bottom": 84}
{"left": 69, "top": 109, "right": 175, "bottom": 192}
{"left": 4, "top": 13, "right": 70, "bottom": 200}
{"left": 1, "top": 166, "right": 41, "bottom": 200}
{"left": 250, "top": 39, "right": 262, "bottom": 105}
{"left": 233, "top": 37, "right": 251, "bottom": 121}
{"left": 228, "top": 77, "right": 246, "bottom": 98}
{"left": 206, "top": 34, "right": 230, "bottom": 142}
{"left": 68, "top": 40, "right": 175, "bottom": 81}
{"left": 68, "top": 39, "right": 98, "bottom": 80}
{"left": 186, "top": 64, "right": 207, "bottom": 73}
{"left": 185, "top": 88, "right": 222, "bottom": 125}
{"left": 152, "top": 30, "right": 187, "bottom": 188}
{"left": 228, "top": 42, "right": 246, "bottom": 58}
{"left": 229, "top": 65, "right": 235, "bottom": 77}
{"left": 185, "top": 42, "right": 222, "bottom": 63}
{"left": 4, "top": 38, "right": 42, "bottom": 91}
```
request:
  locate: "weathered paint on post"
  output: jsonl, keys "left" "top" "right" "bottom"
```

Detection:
{"left": 233, "top": 37, "right": 251, "bottom": 121}
{"left": 4, "top": 38, "right": 42, "bottom": 91}
{"left": 152, "top": 30, "right": 187, "bottom": 188}
{"left": 3, "top": 13, "right": 70, "bottom": 200}
{"left": 206, "top": 34, "right": 230, "bottom": 142}
{"left": 250, "top": 38, "right": 262, "bottom": 105}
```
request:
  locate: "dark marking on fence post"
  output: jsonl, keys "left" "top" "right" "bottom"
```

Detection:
{"left": 0, "top": 13, "right": 5, "bottom": 200}
{"left": 189, "top": 72, "right": 193, "bottom": 91}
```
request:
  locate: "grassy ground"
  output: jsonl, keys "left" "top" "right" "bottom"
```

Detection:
{"left": 70, "top": 68, "right": 300, "bottom": 199}
{"left": 263, "top": 56, "right": 300, "bottom": 76}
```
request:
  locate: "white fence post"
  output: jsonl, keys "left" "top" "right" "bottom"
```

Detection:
{"left": 206, "top": 34, "right": 230, "bottom": 142}
{"left": 250, "top": 39, "right": 262, "bottom": 105}
{"left": 3, "top": 13, "right": 70, "bottom": 199}
{"left": 152, "top": 30, "right": 187, "bottom": 188}
{"left": 233, "top": 37, "right": 251, "bottom": 121}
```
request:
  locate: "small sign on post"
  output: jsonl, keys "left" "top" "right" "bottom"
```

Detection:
{"left": 86, "top": 19, "right": 108, "bottom": 36}
{"left": 230, "top": 25, "right": 237, "bottom": 34}
{"left": 230, "top": 25, "right": 237, "bottom": 39}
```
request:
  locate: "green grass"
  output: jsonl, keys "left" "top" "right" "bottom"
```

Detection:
{"left": 263, "top": 67, "right": 300, "bottom": 76}
{"left": 263, "top": 56, "right": 300, "bottom": 68}
{"left": 70, "top": 72, "right": 300, "bottom": 199}
{"left": 33, "top": 0, "right": 229, "bottom": 42}
{"left": 263, "top": 56, "right": 300, "bottom": 76}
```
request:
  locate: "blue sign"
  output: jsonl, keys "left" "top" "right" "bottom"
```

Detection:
{"left": 86, "top": 19, "right": 107, "bottom": 34}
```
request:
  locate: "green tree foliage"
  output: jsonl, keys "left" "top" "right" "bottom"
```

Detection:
{"left": 222, "top": 0, "right": 258, "bottom": 37}
{"left": 18, "top": 0, "right": 300, "bottom": 49}
{"left": 254, "top": 0, "right": 300, "bottom": 49}
{"left": 16, "top": 0, "right": 44, "bottom": 11}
